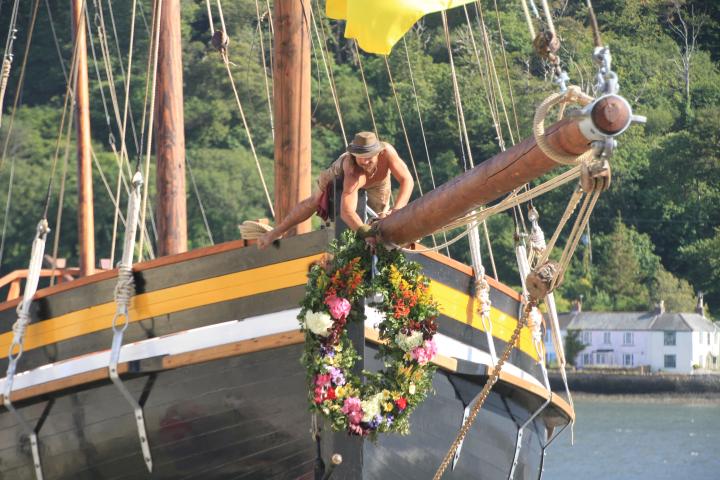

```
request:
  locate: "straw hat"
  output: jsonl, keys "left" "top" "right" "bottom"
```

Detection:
{"left": 346, "top": 131, "right": 383, "bottom": 158}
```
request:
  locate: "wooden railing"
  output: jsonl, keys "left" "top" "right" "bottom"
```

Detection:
{"left": 0, "top": 268, "right": 85, "bottom": 302}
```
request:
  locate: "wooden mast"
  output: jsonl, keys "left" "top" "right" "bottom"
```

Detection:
{"left": 273, "top": 0, "right": 312, "bottom": 236}
{"left": 155, "top": 0, "right": 187, "bottom": 256}
{"left": 71, "top": 0, "right": 95, "bottom": 276}
{"left": 377, "top": 102, "right": 631, "bottom": 246}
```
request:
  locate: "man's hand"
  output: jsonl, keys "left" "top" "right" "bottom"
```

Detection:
{"left": 257, "top": 230, "right": 280, "bottom": 249}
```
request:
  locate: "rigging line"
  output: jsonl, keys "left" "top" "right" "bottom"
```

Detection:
{"left": 44, "top": 0, "right": 68, "bottom": 83}
{"left": 585, "top": 0, "right": 603, "bottom": 48}
{"left": 205, "top": 0, "right": 214, "bottom": 35}
{"left": 462, "top": 5, "right": 504, "bottom": 150}
{"left": 43, "top": 0, "right": 83, "bottom": 220}
{"left": 215, "top": 0, "right": 227, "bottom": 39}
{"left": 49, "top": 113, "right": 74, "bottom": 286}
{"left": 539, "top": 0, "right": 557, "bottom": 37}
{"left": 186, "top": 154, "right": 214, "bottom": 245}
{"left": 0, "top": 0, "right": 19, "bottom": 61}
{"left": 308, "top": 0, "right": 346, "bottom": 143}
{"left": 91, "top": 145, "right": 126, "bottom": 227}
{"left": 383, "top": 56, "right": 423, "bottom": 196}
{"left": 0, "top": 0, "right": 40, "bottom": 175}
{"left": 0, "top": 148, "right": 16, "bottom": 269}
{"left": 442, "top": 11, "right": 498, "bottom": 280}
{"left": 105, "top": 0, "right": 141, "bottom": 156}
{"left": 254, "top": 0, "right": 274, "bottom": 139}
{"left": 473, "top": 1, "right": 516, "bottom": 147}
{"left": 138, "top": 0, "right": 163, "bottom": 262}
{"left": 384, "top": 53, "right": 438, "bottom": 250}
{"left": 402, "top": 36, "right": 450, "bottom": 256}
{"left": 264, "top": 0, "right": 274, "bottom": 86}
{"left": 352, "top": 42, "right": 378, "bottom": 138}
{"left": 519, "top": 0, "right": 536, "bottom": 39}
{"left": 220, "top": 52, "right": 275, "bottom": 218}
{"left": 489, "top": 0, "right": 521, "bottom": 141}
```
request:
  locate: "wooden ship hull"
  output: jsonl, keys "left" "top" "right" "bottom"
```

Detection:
{"left": 0, "top": 229, "right": 572, "bottom": 479}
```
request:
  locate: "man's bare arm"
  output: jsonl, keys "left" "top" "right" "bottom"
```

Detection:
{"left": 385, "top": 144, "right": 414, "bottom": 210}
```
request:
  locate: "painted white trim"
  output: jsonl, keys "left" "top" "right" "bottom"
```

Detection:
{"left": 363, "top": 307, "right": 545, "bottom": 390}
{"left": 1, "top": 305, "right": 544, "bottom": 396}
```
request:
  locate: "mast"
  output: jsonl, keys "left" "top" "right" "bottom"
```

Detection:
{"left": 273, "top": 0, "right": 311, "bottom": 236}
{"left": 377, "top": 100, "right": 632, "bottom": 246}
{"left": 155, "top": 0, "right": 187, "bottom": 256}
{"left": 72, "top": 0, "right": 95, "bottom": 276}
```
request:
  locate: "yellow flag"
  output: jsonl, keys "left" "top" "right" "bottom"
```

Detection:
{"left": 327, "top": 0, "right": 475, "bottom": 55}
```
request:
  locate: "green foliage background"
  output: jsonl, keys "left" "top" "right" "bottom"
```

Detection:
{"left": 0, "top": 0, "right": 717, "bottom": 316}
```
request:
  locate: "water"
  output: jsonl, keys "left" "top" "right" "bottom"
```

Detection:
{"left": 542, "top": 395, "right": 720, "bottom": 480}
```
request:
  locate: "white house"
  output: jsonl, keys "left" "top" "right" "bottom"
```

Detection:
{"left": 549, "top": 300, "right": 720, "bottom": 374}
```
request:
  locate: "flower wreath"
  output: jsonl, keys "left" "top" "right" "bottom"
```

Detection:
{"left": 299, "top": 232, "right": 439, "bottom": 437}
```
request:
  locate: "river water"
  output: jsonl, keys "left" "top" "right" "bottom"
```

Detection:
{"left": 542, "top": 395, "right": 720, "bottom": 480}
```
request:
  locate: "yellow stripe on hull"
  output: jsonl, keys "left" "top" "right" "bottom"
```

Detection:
{"left": 0, "top": 256, "right": 538, "bottom": 362}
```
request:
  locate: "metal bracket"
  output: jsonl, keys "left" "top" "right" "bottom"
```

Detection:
{"left": 109, "top": 322, "right": 153, "bottom": 472}
{"left": 3, "top": 361, "right": 44, "bottom": 480}
{"left": 452, "top": 389, "right": 485, "bottom": 470}
{"left": 508, "top": 362, "right": 552, "bottom": 480}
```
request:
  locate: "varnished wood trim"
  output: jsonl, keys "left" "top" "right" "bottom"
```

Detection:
{"left": 0, "top": 364, "right": 128, "bottom": 404}
{"left": 162, "top": 331, "right": 304, "bottom": 369}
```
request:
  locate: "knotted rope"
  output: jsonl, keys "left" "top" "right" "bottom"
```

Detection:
{"left": 239, "top": 220, "right": 272, "bottom": 240}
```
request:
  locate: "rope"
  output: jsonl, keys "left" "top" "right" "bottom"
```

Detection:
{"left": 186, "top": 154, "right": 214, "bottom": 244}
{"left": 0, "top": 150, "right": 15, "bottom": 269}
{"left": 585, "top": 0, "right": 603, "bottom": 48}
{"left": 45, "top": 0, "right": 68, "bottom": 83}
{"left": 220, "top": 50, "right": 275, "bottom": 218}
{"left": 239, "top": 220, "right": 272, "bottom": 240}
{"left": 533, "top": 85, "right": 594, "bottom": 165}
{"left": 539, "top": 0, "right": 556, "bottom": 37}
{"left": 138, "top": 0, "right": 162, "bottom": 261}
{"left": 254, "top": 0, "right": 274, "bottom": 139}
{"left": 0, "top": 0, "right": 41, "bottom": 175}
{"left": 489, "top": 0, "right": 522, "bottom": 141}
{"left": 402, "top": 36, "right": 449, "bottom": 255}
{"left": 0, "top": 0, "right": 20, "bottom": 127}
{"left": 353, "top": 42, "right": 378, "bottom": 138}
{"left": 308, "top": 0, "right": 346, "bottom": 143}
{"left": 433, "top": 303, "right": 530, "bottom": 479}
{"left": 519, "top": 0, "right": 536, "bottom": 39}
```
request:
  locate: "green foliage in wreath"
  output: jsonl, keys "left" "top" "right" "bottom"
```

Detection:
{"left": 299, "top": 231, "right": 440, "bottom": 437}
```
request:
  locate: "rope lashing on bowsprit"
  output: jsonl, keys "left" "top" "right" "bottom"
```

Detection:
{"left": 107, "top": 171, "right": 153, "bottom": 473}
{"left": 533, "top": 85, "right": 594, "bottom": 165}
{"left": 3, "top": 219, "right": 49, "bottom": 480}
{"left": 239, "top": 220, "right": 273, "bottom": 240}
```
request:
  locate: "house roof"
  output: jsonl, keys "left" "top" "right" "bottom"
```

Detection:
{"left": 559, "top": 311, "right": 719, "bottom": 332}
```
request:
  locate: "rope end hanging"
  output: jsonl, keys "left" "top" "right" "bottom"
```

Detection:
{"left": 211, "top": 29, "right": 229, "bottom": 53}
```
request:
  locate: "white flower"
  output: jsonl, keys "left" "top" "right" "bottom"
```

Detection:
{"left": 408, "top": 383, "right": 416, "bottom": 395}
{"left": 395, "top": 330, "right": 424, "bottom": 352}
{"left": 361, "top": 393, "right": 384, "bottom": 422}
{"left": 304, "top": 311, "right": 334, "bottom": 337}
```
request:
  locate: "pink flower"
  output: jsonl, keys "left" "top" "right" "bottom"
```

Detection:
{"left": 411, "top": 339, "right": 438, "bottom": 365}
{"left": 325, "top": 295, "right": 352, "bottom": 320}
{"left": 341, "top": 397, "right": 364, "bottom": 425}
{"left": 315, "top": 374, "right": 332, "bottom": 387}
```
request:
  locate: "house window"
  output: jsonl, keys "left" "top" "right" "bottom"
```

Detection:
{"left": 707, "top": 332, "right": 711, "bottom": 344}
{"left": 664, "top": 354, "right": 676, "bottom": 369}
{"left": 596, "top": 352, "right": 609, "bottom": 365}
{"left": 582, "top": 353, "right": 591, "bottom": 366}
{"left": 603, "top": 332, "right": 611, "bottom": 345}
{"left": 664, "top": 331, "right": 676, "bottom": 346}
{"left": 623, "top": 332, "right": 634, "bottom": 346}
{"left": 623, "top": 354, "right": 633, "bottom": 366}
{"left": 582, "top": 331, "right": 592, "bottom": 345}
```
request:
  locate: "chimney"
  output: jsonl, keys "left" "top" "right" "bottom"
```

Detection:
{"left": 696, "top": 292, "right": 705, "bottom": 317}
{"left": 655, "top": 300, "right": 665, "bottom": 315}
{"left": 572, "top": 297, "right": 582, "bottom": 313}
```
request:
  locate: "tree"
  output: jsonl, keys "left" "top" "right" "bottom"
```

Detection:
{"left": 564, "top": 330, "right": 585, "bottom": 367}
